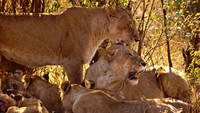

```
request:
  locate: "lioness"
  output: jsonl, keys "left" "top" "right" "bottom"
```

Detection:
{"left": 85, "top": 47, "right": 190, "bottom": 102}
{"left": 85, "top": 43, "right": 146, "bottom": 93}
{"left": 60, "top": 81, "right": 181, "bottom": 113}
{"left": 0, "top": 6, "right": 140, "bottom": 84}
{"left": 23, "top": 75, "right": 65, "bottom": 113}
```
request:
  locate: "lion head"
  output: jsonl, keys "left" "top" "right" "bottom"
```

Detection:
{"left": 60, "top": 81, "right": 91, "bottom": 113}
{"left": 105, "top": 6, "right": 140, "bottom": 45}
{"left": 85, "top": 43, "right": 146, "bottom": 91}
{"left": 1, "top": 73, "right": 25, "bottom": 94}
{"left": 23, "top": 75, "right": 65, "bottom": 113}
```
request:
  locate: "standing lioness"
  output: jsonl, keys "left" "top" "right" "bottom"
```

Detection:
{"left": 0, "top": 6, "right": 140, "bottom": 84}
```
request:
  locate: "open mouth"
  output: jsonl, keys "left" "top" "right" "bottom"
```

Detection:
{"left": 128, "top": 72, "right": 138, "bottom": 80}
{"left": 128, "top": 70, "right": 144, "bottom": 80}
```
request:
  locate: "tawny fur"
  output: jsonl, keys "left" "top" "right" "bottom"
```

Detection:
{"left": 23, "top": 75, "right": 65, "bottom": 113}
{"left": 85, "top": 44, "right": 146, "bottom": 92}
{"left": 158, "top": 72, "right": 190, "bottom": 102}
{"left": 85, "top": 46, "right": 190, "bottom": 102}
{"left": 7, "top": 95, "right": 49, "bottom": 113}
{"left": 0, "top": 56, "right": 31, "bottom": 75}
{"left": 1, "top": 73, "right": 25, "bottom": 93}
{"left": 7, "top": 106, "right": 49, "bottom": 113}
{"left": 0, "top": 6, "right": 139, "bottom": 84}
{"left": 60, "top": 81, "right": 181, "bottom": 113}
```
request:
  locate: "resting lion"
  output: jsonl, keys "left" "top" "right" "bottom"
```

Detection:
{"left": 157, "top": 72, "right": 190, "bottom": 102}
{"left": 85, "top": 46, "right": 190, "bottom": 102}
{"left": 85, "top": 43, "right": 146, "bottom": 94}
{"left": 23, "top": 75, "right": 65, "bottom": 113}
{"left": 0, "top": 6, "right": 140, "bottom": 84}
{"left": 60, "top": 81, "right": 181, "bottom": 113}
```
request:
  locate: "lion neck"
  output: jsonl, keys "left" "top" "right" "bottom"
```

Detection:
{"left": 86, "top": 58, "right": 110, "bottom": 83}
{"left": 70, "top": 85, "right": 91, "bottom": 101}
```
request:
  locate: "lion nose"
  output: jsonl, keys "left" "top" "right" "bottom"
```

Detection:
{"left": 141, "top": 62, "right": 146, "bottom": 66}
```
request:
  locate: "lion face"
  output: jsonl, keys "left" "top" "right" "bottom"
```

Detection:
{"left": 85, "top": 43, "right": 146, "bottom": 90}
{"left": 107, "top": 7, "right": 140, "bottom": 46}
{"left": 1, "top": 74, "right": 25, "bottom": 93}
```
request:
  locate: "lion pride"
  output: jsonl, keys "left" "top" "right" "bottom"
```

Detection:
{"left": 0, "top": 6, "right": 140, "bottom": 84}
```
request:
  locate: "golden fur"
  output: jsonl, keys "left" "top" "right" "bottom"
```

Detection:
{"left": 85, "top": 51, "right": 190, "bottom": 102}
{"left": 85, "top": 44, "right": 146, "bottom": 92}
{"left": 0, "top": 6, "right": 139, "bottom": 84}
{"left": 60, "top": 81, "right": 181, "bottom": 113}
{"left": 7, "top": 106, "right": 49, "bottom": 113}
{"left": 23, "top": 75, "right": 65, "bottom": 113}
{"left": 1, "top": 73, "right": 25, "bottom": 93}
{"left": 0, "top": 93, "right": 16, "bottom": 112}
{"left": 158, "top": 72, "right": 190, "bottom": 102}
{"left": 7, "top": 95, "right": 49, "bottom": 113}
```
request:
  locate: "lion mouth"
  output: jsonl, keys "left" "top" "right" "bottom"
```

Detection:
{"left": 128, "top": 72, "right": 138, "bottom": 80}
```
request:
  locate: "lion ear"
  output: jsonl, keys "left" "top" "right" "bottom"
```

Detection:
{"left": 23, "top": 74, "right": 32, "bottom": 88}
{"left": 104, "top": 49, "right": 118, "bottom": 62}
{"left": 61, "top": 81, "right": 71, "bottom": 93}
{"left": 105, "top": 5, "right": 119, "bottom": 21}
{"left": 23, "top": 74, "right": 31, "bottom": 83}
{"left": 83, "top": 79, "right": 95, "bottom": 89}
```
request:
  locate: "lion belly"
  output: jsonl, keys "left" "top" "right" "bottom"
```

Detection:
{"left": 0, "top": 16, "right": 64, "bottom": 67}
{"left": 1, "top": 48, "right": 60, "bottom": 67}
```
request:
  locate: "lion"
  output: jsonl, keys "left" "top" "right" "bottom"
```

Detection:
{"left": 85, "top": 46, "right": 190, "bottom": 102}
{"left": 157, "top": 72, "right": 190, "bottom": 102}
{"left": 0, "top": 5, "right": 140, "bottom": 84}
{"left": 60, "top": 81, "right": 182, "bottom": 113}
{"left": 23, "top": 75, "right": 65, "bottom": 113}
{"left": 85, "top": 43, "right": 146, "bottom": 95}
{"left": 1, "top": 73, "right": 25, "bottom": 94}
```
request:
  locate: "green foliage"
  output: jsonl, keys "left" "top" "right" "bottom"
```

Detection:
{"left": 188, "top": 50, "right": 200, "bottom": 85}
{"left": 46, "top": 0, "right": 63, "bottom": 13}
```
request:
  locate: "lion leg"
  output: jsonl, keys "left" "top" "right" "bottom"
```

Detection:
{"left": 63, "top": 61, "right": 83, "bottom": 84}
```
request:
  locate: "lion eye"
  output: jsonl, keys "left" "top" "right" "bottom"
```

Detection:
{"left": 127, "top": 53, "right": 132, "bottom": 56}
